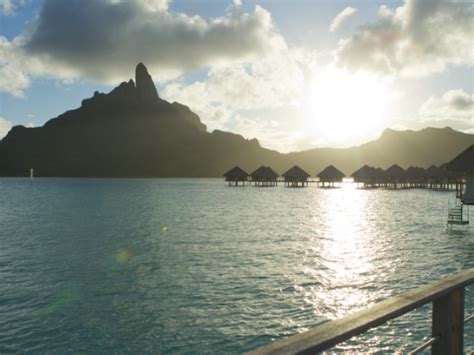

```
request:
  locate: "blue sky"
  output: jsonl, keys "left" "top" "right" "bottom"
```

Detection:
{"left": 0, "top": 0, "right": 473, "bottom": 152}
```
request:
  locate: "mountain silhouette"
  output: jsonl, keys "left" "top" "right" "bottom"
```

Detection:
{"left": 285, "top": 126, "right": 474, "bottom": 175}
{"left": 0, "top": 63, "right": 473, "bottom": 177}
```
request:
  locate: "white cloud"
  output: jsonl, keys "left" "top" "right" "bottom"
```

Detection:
{"left": 162, "top": 75, "right": 310, "bottom": 151}
{"left": 419, "top": 89, "right": 474, "bottom": 123}
{"left": 329, "top": 7, "right": 357, "bottom": 32}
{"left": 335, "top": 0, "right": 474, "bottom": 77}
{"left": 132, "top": 0, "right": 172, "bottom": 12}
{"left": 0, "top": 62, "right": 29, "bottom": 97}
{"left": 230, "top": 113, "right": 304, "bottom": 152}
{"left": 0, "top": 0, "right": 13, "bottom": 14}
{"left": 389, "top": 123, "right": 409, "bottom": 131}
{"left": 0, "top": 36, "right": 30, "bottom": 96}
{"left": 0, "top": 0, "right": 30, "bottom": 15}
{"left": 161, "top": 46, "right": 318, "bottom": 148}
{"left": 162, "top": 80, "right": 234, "bottom": 130}
{"left": 162, "top": 46, "right": 317, "bottom": 110}
{"left": 0, "top": 117, "right": 12, "bottom": 139}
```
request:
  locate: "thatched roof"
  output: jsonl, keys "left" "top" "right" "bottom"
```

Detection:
{"left": 265, "top": 167, "right": 279, "bottom": 178}
{"left": 251, "top": 166, "right": 267, "bottom": 178}
{"left": 317, "top": 165, "right": 345, "bottom": 179}
{"left": 446, "top": 144, "right": 474, "bottom": 174}
{"left": 351, "top": 165, "right": 376, "bottom": 178}
{"left": 385, "top": 164, "right": 405, "bottom": 178}
{"left": 374, "top": 168, "right": 386, "bottom": 177}
{"left": 405, "top": 166, "right": 425, "bottom": 178}
{"left": 425, "top": 165, "right": 445, "bottom": 177}
{"left": 251, "top": 166, "right": 279, "bottom": 179}
{"left": 223, "top": 166, "right": 249, "bottom": 178}
{"left": 282, "top": 165, "right": 310, "bottom": 178}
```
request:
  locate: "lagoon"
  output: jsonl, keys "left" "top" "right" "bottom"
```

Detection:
{"left": 0, "top": 178, "right": 473, "bottom": 353}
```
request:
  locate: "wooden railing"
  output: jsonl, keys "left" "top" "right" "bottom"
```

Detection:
{"left": 248, "top": 269, "right": 474, "bottom": 355}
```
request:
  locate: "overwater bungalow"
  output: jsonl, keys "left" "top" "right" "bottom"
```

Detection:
{"left": 440, "top": 162, "right": 463, "bottom": 189}
{"left": 445, "top": 145, "right": 474, "bottom": 224}
{"left": 426, "top": 165, "right": 442, "bottom": 177}
{"left": 374, "top": 168, "right": 386, "bottom": 187}
{"left": 317, "top": 165, "right": 345, "bottom": 187}
{"left": 405, "top": 166, "right": 426, "bottom": 188}
{"left": 223, "top": 166, "right": 249, "bottom": 186}
{"left": 282, "top": 165, "right": 310, "bottom": 187}
{"left": 250, "top": 166, "right": 279, "bottom": 187}
{"left": 446, "top": 144, "right": 474, "bottom": 204}
{"left": 351, "top": 165, "right": 378, "bottom": 187}
{"left": 425, "top": 165, "right": 446, "bottom": 189}
{"left": 446, "top": 145, "right": 474, "bottom": 177}
{"left": 384, "top": 164, "right": 406, "bottom": 189}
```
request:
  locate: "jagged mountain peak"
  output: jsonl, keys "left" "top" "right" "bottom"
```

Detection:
{"left": 40, "top": 63, "right": 207, "bottom": 132}
{"left": 135, "top": 62, "right": 159, "bottom": 102}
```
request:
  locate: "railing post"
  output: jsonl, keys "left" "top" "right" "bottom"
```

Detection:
{"left": 431, "top": 287, "right": 465, "bottom": 355}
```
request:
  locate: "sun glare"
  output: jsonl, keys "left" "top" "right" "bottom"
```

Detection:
{"left": 305, "top": 68, "right": 394, "bottom": 145}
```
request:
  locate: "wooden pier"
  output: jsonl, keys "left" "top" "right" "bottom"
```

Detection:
{"left": 248, "top": 269, "right": 474, "bottom": 354}
{"left": 353, "top": 180, "right": 462, "bottom": 191}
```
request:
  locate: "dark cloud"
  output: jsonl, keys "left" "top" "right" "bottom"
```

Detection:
{"left": 419, "top": 89, "right": 473, "bottom": 123}
{"left": 20, "top": 0, "right": 280, "bottom": 82}
{"left": 447, "top": 91, "right": 473, "bottom": 111}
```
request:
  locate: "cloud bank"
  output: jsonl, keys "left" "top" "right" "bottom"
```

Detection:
{"left": 335, "top": 0, "right": 474, "bottom": 77}
{"left": 161, "top": 47, "right": 317, "bottom": 151}
{"left": 329, "top": 7, "right": 356, "bottom": 32}
{"left": 0, "top": 0, "right": 286, "bottom": 94}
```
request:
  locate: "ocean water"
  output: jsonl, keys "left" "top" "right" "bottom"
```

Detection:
{"left": 0, "top": 178, "right": 473, "bottom": 353}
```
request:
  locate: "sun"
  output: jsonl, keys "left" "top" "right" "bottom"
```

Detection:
{"left": 304, "top": 67, "right": 394, "bottom": 146}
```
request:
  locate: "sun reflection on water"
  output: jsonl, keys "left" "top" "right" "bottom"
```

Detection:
{"left": 304, "top": 184, "right": 386, "bottom": 320}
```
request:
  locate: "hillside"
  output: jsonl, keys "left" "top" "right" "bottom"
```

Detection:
{"left": 286, "top": 127, "right": 474, "bottom": 175}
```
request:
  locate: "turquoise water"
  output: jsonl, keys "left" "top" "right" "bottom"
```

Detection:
{"left": 0, "top": 178, "right": 473, "bottom": 353}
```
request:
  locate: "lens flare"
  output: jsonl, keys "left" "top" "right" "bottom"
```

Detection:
{"left": 116, "top": 248, "right": 132, "bottom": 264}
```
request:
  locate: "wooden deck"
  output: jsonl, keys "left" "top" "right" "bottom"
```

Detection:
{"left": 248, "top": 269, "right": 474, "bottom": 354}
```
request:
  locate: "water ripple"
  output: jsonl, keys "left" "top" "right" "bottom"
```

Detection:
{"left": 0, "top": 178, "right": 473, "bottom": 353}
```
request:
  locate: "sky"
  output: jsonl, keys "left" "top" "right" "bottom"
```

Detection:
{"left": 0, "top": 0, "right": 473, "bottom": 152}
